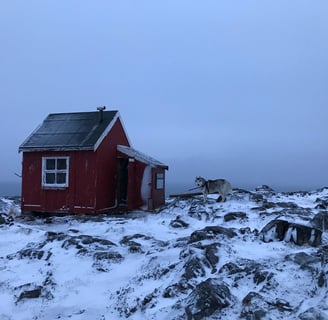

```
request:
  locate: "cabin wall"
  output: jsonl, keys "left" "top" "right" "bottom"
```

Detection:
{"left": 95, "top": 117, "right": 130, "bottom": 212}
{"left": 21, "top": 150, "right": 98, "bottom": 214}
{"left": 151, "top": 167, "right": 166, "bottom": 209}
{"left": 21, "top": 152, "right": 43, "bottom": 212}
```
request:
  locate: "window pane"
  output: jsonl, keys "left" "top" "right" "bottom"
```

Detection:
{"left": 57, "top": 173, "right": 67, "bottom": 184}
{"left": 46, "top": 159, "right": 56, "bottom": 170}
{"left": 156, "top": 173, "right": 164, "bottom": 189}
{"left": 57, "top": 159, "right": 67, "bottom": 170}
{"left": 45, "top": 173, "right": 55, "bottom": 184}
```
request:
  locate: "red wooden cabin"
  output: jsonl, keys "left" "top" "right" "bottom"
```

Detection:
{"left": 19, "top": 109, "right": 168, "bottom": 214}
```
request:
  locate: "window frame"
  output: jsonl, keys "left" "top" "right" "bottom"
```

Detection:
{"left": 42, "top": 156, "right": 69, "bottom": 188}
{"left": 155, "top": 172, "right": 164, "bottom": 190}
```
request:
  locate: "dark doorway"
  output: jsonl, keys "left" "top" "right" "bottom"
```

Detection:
{"left": 117, "top": 158, "right": 128, "bottom": 205}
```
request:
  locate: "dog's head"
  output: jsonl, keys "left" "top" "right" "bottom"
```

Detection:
{"left": 195, "top": 176, "right": 205, "bottom": 187}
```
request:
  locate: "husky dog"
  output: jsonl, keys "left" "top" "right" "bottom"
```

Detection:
{"left": 195, "top": 176, "right": 232, "bottom": 203}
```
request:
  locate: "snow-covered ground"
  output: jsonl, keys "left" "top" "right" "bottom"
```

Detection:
{"left": 1, "top": 187, "right": 328, "bottom": 320}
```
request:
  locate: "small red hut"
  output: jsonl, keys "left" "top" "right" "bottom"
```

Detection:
{"left": 19, "top": 108, "right": 168, "bottom": 214}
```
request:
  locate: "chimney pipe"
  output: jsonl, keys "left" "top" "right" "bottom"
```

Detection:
{"left": 97, "top": 106, "right": 106, "bottom": 122}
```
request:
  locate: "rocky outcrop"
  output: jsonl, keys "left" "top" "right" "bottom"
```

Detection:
{"left": 185, "top": 278, "right": 232, "bottom": 320}
{"left": 260, "top": 219, "right": 322, "bottom": 246}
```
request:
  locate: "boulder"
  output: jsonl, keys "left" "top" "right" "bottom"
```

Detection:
{"left": 311, "top": 211, "right": 328, "bottom": 232}
{"left": 241, "top": 291, "right": 268, "bottom": 319}
{"left": 224, "top": 212, "right": 247, "bottom": 222}
{"left": 185, "top": 278, "right": 232, "bottom": 320}
{"left": 204, "top": 243, "right": 220, "bottom": 272}
{"left": 189, "top": 226, "right": 237, "bottom": 243}
{"left": 298, "top": 307, "right": 328, "bottom": 320}
{"left": 92, "top": 251, "right": 124, "bottom": 271}
{"left": 170, "top": 216, "right": 189, "bottom": 228}
{"left": 285, "top": 252, "right": 320, "bottom": 269}
{"left": 184, "top": 255, "right": 206, "bottom": 280}
{"left": 261, "top": 219, "right": 322, "bottom": 247}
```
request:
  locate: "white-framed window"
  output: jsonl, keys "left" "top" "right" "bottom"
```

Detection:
{"left": 42, "top": 157, "right": 69, "bottom": 188}
{"left": 155, "top": 172, "right": 164, "bottom": 190}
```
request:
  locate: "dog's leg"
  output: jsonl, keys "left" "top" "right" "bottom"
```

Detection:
{"left": 203, "top": 191, "right": 207, "bottom": 203}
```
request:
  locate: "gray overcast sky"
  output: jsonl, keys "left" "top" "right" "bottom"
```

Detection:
{"left": 1, "top": 0, "right": 327, "bottom": 192}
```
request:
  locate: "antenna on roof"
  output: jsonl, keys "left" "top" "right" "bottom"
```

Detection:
{"left": 97, "top": 106, "right": 106, "bottom": 122}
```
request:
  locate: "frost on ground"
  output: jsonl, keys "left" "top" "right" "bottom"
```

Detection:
{"left": 1, "top": 187, "right": 328, "bottom": 320}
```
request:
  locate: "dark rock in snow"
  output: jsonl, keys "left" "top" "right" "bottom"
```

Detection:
{"left": 170, "top": 216, "right": 189, "bottom": 228}
{"left": 184, "top": 255, "right": 207, "bottom": 280}
{"left": 253, "top": 269, "right": 273, "bottom": 285}
{"left": 224, "top": 211, "right": 247, "bottom": 222}
{"left": 163, "top": 279, "right": 193, "bottom": 298}
{"left": 204, "top": 243, "right": 220, "bottom": 272}
{"left": 241, "top": 291, "right": 268, "bottom": 319}
{"left": 46, "top": 231, "right": 67, "bottom": 242}
{"left": 7, "top": 242, "right": 52, "bottom": 261}
{"left": 189, "top": 226, "right": 237, "bottom": 243}
{"left": 276, "top": 202, "right": 299, "bottom": 209}
{"left": 261, "top": 219, "right": 289, "bottom": 241}
{"left": 62, "top": 234, "right": 117, "bottom": 254}
{"left": 92, "top": 251, "right": 124, "bottom": 272}
{"left": 120, "top": 233, "right": 152, "bottom": 244}
{"left": 285, "top": 252, "right": 320, "bottom": 269}
{"left": 255, "top": 185, "right": 275, "bottom": 193}
{"left": 260, "top": 219, "right": 322, "bottom": 247}
{"left": 315, "top": 198, "right": 328, "bottom": 210}
{"left": 185, "top": 278, "right": 232, "bottom": 320}
{"left": 0, "top": 213, "right": 14, "bottom": 225}
{"left": 299, "top": 307, "right": 328, "bottom": 320}
{"left": 15, "top": 283, "right": 53, "bottom": 302}
{"left": 17, "top": 286, "right": 42, "bottom": 301}
{"left": 219, "top": 262, "right": 244, "bottom": 275}
{"left": 311, "top": 211, "right": 328, "bottom": 232}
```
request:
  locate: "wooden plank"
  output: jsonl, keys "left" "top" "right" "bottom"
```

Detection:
{"left": 169, "top": 191, "right": 202, "bottom": 198}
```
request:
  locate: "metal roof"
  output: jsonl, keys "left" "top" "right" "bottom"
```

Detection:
{"left": 19, "top": 111, "right": 119, "bottom": 152}
{"left": 117, "top": 145, "right": 168, "bottom": 169}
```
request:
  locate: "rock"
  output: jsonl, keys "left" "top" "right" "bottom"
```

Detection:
{"left": 120, "top": 233, "right": 152, "bottom": 245}
{"left": 0, "top": 214, "right": 7, "bottom": 224}
{"left": 286, "top": 223, "right": 321, "bottom": 247}
{"left": 261, "top": 219, "right": 289, "bottom": 242}
{"left": 184, "top": 255, "right": 206, "bottom": 280}
{"left": 0, "top": 213, "right": 14, "bottom": 225}
{"left": 7, "top": 242, "right": 52, "bottom": 261}
{"left": 311, "top": 212, "right": 328, "bottom": 232}
{"left": 185, "top": 278, "right": 232, "bottom": 320}
{"left": 170, "top": 216, "right": 189, "bottom": 228}
{"left": 62, "top": 234, "right": 117, "bottom": 253}
{"left": 251, "top": 201, "right": 277, "bottom": 211}
{"left": 276, "top": 202, "right": 299, "bottom": 209}
{"left": 224, "top": 212, "right": 247, "bottom": 222}
{"left": 240, "top": 291, "right": 268, "bottom": 319}
{"left": 204, "top": 243, "right": 220, "bottom": 272}
{"left": 253, "top": 270, "right": 273, "bottom": 285}
{"left": 163, "top": 279, "right": 192, "bottom": 298}
{"left": 92, "top": 251, "right": 124, "bottom": 271}
{"left": 46, "top": 231, "right": 67, "bottom": 242}
{"left": 219, "top": 262, "right": 244, "bottom": 275}
{"left": 285, "top": 252, "right": 320, "bottom": 269}
{"left": 255, "top": 185, "right": 275, "bottom": 193}
{"left": 260, "top": 219, "right": 322, "bottom": 247}
{"left": 189, "top": 226, "right": 237, "bottom": 243}
{"left": 298, "top": 307, "right": 328, "bottom": 320}
{"left": 15, "top": 283, "right": 53, "bottom": 302}
{"left": 17, "top": 286, "right": 42, "bottom": 301}
{"left": 315, "top": 198, "right": 328, "bottom": 210}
